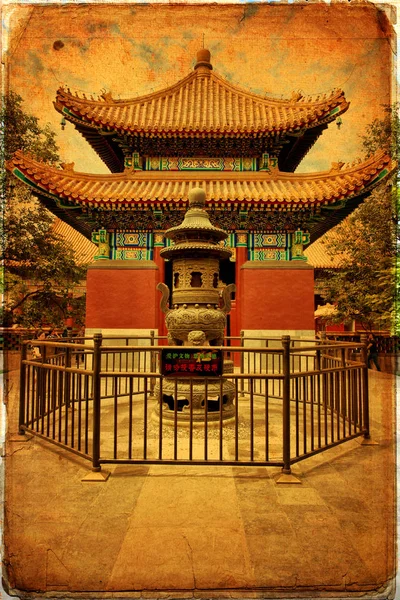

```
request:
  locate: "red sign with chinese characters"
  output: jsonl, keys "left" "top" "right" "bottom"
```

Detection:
{"left": 161, "top": 348, "right": 223, "bottom": 377}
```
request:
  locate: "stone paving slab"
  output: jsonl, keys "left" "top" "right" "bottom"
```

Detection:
{"left": 2, "top": 360, "right": 397, "bottom": 599}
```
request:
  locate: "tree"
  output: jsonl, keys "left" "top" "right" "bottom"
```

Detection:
{"left": 1, "top": 92, "right": 88, "bottom": 329}
{"left": 315, "top": 105, "right": 398, "bottom": 333}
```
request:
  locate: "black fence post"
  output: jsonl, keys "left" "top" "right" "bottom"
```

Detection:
{"left": 65, "top": 344, "right": 72, "bottom": 402}
{"left": 38, "top": 344, "right": 47, "bottom": 420}
{"left": 18, "top": 342, "right": 27, "bottom": 434}
{"left": 150, "top": 330, "right": 156, "bottom": 396}
{"left": 360, "top": 334, "right": 370, "bottom": 439}
{"left": 240, "top": 330, "right": 245, "bottom": 397}
{"left": 92, "top": 333, "right": 103, "bottom": 470}
{"left": 282, "top": 335, "right": 291, "bottom": 474}
{"left": 340, "top": 348, "right": 347, "bottom": 416}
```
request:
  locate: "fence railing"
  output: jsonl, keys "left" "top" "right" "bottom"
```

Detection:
{"left": 4, "top": 327, "right": 399, "bottom": 354}
{"left": 18, "top": 334, "right": 370, "bottom": 478}
{"left": 324, "top": 331, "right": 400, "bottom": 354}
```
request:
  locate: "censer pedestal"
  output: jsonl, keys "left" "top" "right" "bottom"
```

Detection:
{"left": 156, "top": 331, "right": 235, "bottom": 425}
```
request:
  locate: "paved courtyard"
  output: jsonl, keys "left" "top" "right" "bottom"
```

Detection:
{"left": 2, "top": 353, "right": 397, "bottom": 599}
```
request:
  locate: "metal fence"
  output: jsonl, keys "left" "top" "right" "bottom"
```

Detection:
{"left": 324, "top": 331, "right": 400, "bottom": 354}
{"left": 18, "top": 334, "right": 369, "bottom": 477}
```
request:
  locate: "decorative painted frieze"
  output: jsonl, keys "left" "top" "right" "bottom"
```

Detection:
{"left": 291, "top": 230, "right": 311, "bottom": 261}
{"left": 90, "top": 208, "right": 314, "bottom": 235}
{"left": 109, "top": 231, "right": 154, "bottom": 260}
{"left": 218, "top": 233, "right": 235, "bottom": 261}
{"left": 91, "top": 229, "right": 110, "bottom": 260}
{"left": 249, "top": 249, "right": 289, "bottom": 261}
{"left": 114, "top": 249, "right": 151, "bottom": 260}
{"left": 124, "top": 152, "right": 142, "bottom": 170}
{"left": 235, "top": 232, "right": 248, "bottom": 247}
{"left": 259, "top": 153, "right": 278, "bottom": 172}
{"left": 251, "top": 233, "right": 288, "bottom": 248}
{"left": 154, "top": 232, "right": 165, "bottom": 247}
{"left": 145, "top": 157, "right": 257, "bottom": 171}
{"left": 90, "top": 226, "right": 310, "bottom": 263}
{"left": 115, "top": 232, "right": 149, "bottom": 247}
{"left": 248, "top": 232, "right": 290, "bottom": 261}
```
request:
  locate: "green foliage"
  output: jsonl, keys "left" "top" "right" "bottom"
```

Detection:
{"left": 316, "top": 105, "right": 399, "bottom": 333}
{"left": 1, "top": 91, "right": 59, "bottom": 165}
{"left": 361, "top": 104, "right": 400, "bottom": 166}
{"left": 1, "top": 92, "right": 88, "bottom": 329}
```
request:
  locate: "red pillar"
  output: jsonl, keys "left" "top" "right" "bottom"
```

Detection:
{"left": 153, "top": 234, "right": 168, "bottom": 339}
{"left": 233, "top": 233, "right": 248, "bottom": 338}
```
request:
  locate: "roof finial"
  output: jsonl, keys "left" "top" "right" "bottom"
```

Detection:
{"left": 188, "top": 187, "right": 206, "bottom": 208}
{"left": 195, "top": 47, "right": 212, "bottom": 72}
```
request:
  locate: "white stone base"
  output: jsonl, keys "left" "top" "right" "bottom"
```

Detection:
{"left": 241, "top": 330, "right": 316, "bottom": 346}
{"left": 240, "top": 330, "right": 317, "bottom": 389}
{"left": 83, "top": 328, "right": 159, "bottom": 371}
{"left": 85, "top": 328, "right": 159, "bottom": 345}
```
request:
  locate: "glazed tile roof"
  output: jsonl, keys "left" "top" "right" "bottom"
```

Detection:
{"left": 304, "top": 230, "right": 344, "bottom": 268}
{"left": 7, "top": 149, "right": 393, "bottom": 210}
{"left": 52, "top": 218, "right": 97, "bottom": 264}
{"left": 54, "top": 51, "right": 349, "bottom": 138}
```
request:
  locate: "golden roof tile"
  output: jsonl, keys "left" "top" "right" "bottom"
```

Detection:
{"left": 305, "top": 229, "right": 344, "bottom": 268}
{"left": 52, "top": 218, "right": 97, "bottom": 264}
{"left": 7, "top": 149, "right": 394, "bottom": 210}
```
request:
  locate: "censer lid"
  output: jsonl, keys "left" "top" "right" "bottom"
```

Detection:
{"left": 163, "top": 187, "right": 228, "bottom": 243}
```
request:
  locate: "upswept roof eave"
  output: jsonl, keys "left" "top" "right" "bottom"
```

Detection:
{"left": 209, "top": 70, "right": 347, "bottom": 111}
{"left": 6, "top": 149, "right": 394, "bottom": 209}
{"left": 292, "top": 149, "right": 393, "bottom": 179}
{"left": 8, "top": 147, "right": 392, "bottom": 181}
{"left": 55, "top": 70, "right": 198, "bottom": 111}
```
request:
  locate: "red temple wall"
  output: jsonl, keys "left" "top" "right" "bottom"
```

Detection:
{"left": 239, "top": 263, "right": 315, "bottom": 331}
{"left": 86, "top": 262, "right": 160, "bottom": 330}
{"left": 325, "top": 323, "right": 345, "bottom": 332}
{"left": 85, "top": 261, "right": 316, "bottom": 333}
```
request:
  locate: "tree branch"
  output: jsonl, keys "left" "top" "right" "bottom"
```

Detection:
{"left": 9, "top": 290, "right": 66, "bottom": 317}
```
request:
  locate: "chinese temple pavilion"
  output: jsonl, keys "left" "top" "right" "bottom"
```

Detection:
{"left": 7, "top": 49, "right": 394, "bottom": 339}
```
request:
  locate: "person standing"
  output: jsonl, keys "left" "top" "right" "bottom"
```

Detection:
{"left": 367, "top": 334, "right": 381, "bottom": 371}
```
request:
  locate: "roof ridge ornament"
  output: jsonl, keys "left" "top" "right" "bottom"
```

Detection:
{"left": 60, "top": 162, "right": 75, "bottom": 172}
{"left": 290, "top": 91, "right": 303, "bottom": 103}
{"left": 100, "top": 91, "right": 115, "bottom": 103}
{"left": 330, "top": 161, "right": 345, "bottom": 172}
